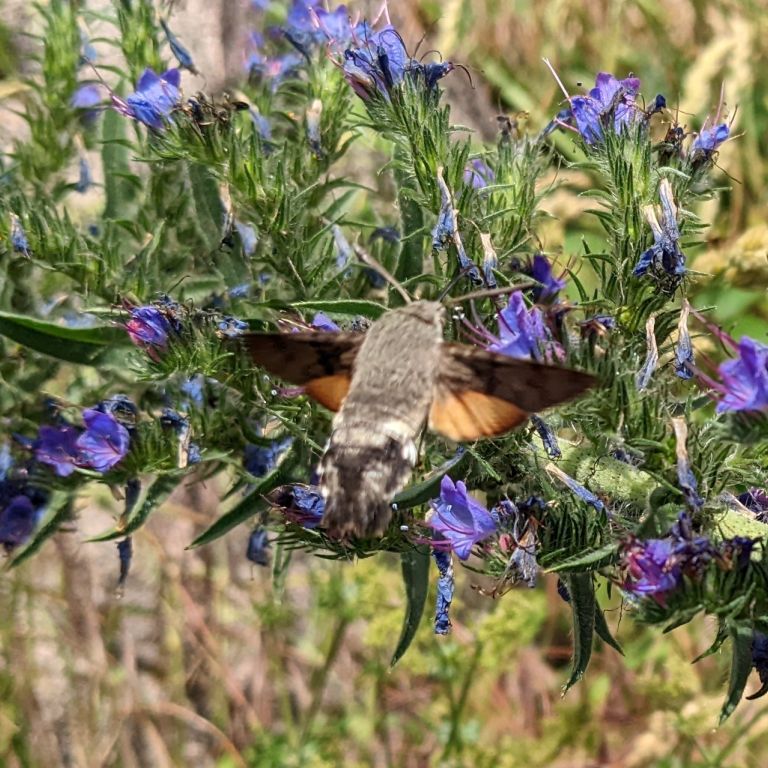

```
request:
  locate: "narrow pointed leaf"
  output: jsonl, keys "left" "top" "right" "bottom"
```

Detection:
{"left": 720, "top": 623, "right": 754, "bottom": 724}
{"left": 563, "top": 572, "right": 596, "bottom": 692}
{"left": 391, "top": 546, "right": 430, "bottom": 667}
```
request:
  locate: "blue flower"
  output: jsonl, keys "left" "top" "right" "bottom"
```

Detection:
{"left": 246, "top": 527, "right": 270, "bottom": 566}
{"left": 488, "top": 291, "right": 550, "bottom": 361}
{"left": 531, "top": 254, "right": 565, "bottom": 302}
{"left": 71, "top": 83, "right": 102, "bottom": 124}
{"left": 217, "top": 315, "right": 249, "bottom": 338}
{"left": 76, "top": 409, "right": 130, "bottom": 473}
{"left": 715, "top": 337, "right": 768, "bottom": 414}
{"left": 247, "top": 49, "right": 303, "bottom": 88}
{"left": 547, "top": 68, "right": 642, "bottom": 145}
{"left": 235, "top": 221, "right": 258, "bottom": 255}
{"left": 427, "top": 475, "right": 497, "bottom": 561}
{"left": 633, "top": 179, "right": 685, "bottom": 279}
{"left": 622, "top": 537, "right": 681, "bottom": 603}
{"left": 117, "top": 537, "right": 133, "bottom": 589}
{"left": 113, "top": 68, "right": 181, "bottom": 131}
{"left": 342, "top": 25, "right": 409, "bottom": 101}
{"left": 34, "top": 425, "right": 81, "bottom": 477}
{"left": 126, "top": 306, "right": 172, "bottom": 351}
{"left": 547, "top": 464, "right": 605, "bottom": 513}
{"left": 160, "top": 19, "right": 198, "bottom": 74}
{"left": 181, "top": 375, "right": 205, "bottom": 405}
{"left": 274, "top": 485, "right": 325, "bottom": 528}
{"left": 244, "top": 437, "right": 293, "bottom": 479}
{"left": 691, "top": 122, "right": 729, "bottom": 155}
{"left": 463, "top": 158, "right": 495, "bottom": 189}
{"left": 311, "top": 312, "right": 340, "bottom": 332}
{"left": 432, "top": 549, "right": 454, "bottom": 634}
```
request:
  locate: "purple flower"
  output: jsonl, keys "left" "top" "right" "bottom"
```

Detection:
{"left": 181, "top": 375, "right": 205, "bottom": 405}
{"left": 247, "top": 50, "right": 304, "bottom": 88}
{"left": 126, "top": 306, "right": 172, "bottom": 351}
{"left": 273, "top": 485, "right": 325, "bottom": 528}
{"left": 432, "top": 549, "right": 454, "bottom": 634}
{"left": 117, "top": 537, "right": 133, "bottom": 589}
{"left": 531, "top": 254, "right": 565, "bottom": 302}
{"left": 622, "top": 537, "right": 682, "bottom": 603}
{"left": 427, "top": 475, "right": 497, "bottom": 560}
{"left": 34, "top": 425, "right": 81, "bottom": 477}
{"left": 715, "top": 337, "right": 768, "bottom": 414}
{"left": 113, "top": 68, "right": 181, "bottom": 131}
{"left": 464, "top": 159, "right": 495, "bottom": 189}
{"left": 488, "top": 291, "right": 550, "bottom": 361}
{"left": 633, "top": 179, "right": 685, "bottom": 279}
{"left": 531, "top": 415, "right": 561, "bottom": 458}
{"left": 0, "top": 495, "right": 44, "bottom": 552}
{"left": 311, "top": 312, "right": 340, "bottom": 332}
{"left": 76, "top": 409, "right": 130, "bottom": 473}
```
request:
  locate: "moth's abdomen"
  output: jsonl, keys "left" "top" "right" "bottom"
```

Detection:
{"left": 319, "top": 426, "right": 416, "bottom": 539}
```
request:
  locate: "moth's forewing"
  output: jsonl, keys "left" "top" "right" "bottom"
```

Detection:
{"left": 429, "top": 343, "right": 595, "bottom": 441}
{"left": 243, "top": 332, "right": 363, "bottom": 411}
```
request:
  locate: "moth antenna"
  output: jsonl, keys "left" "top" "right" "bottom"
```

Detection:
{"left": 419, "top": 49, "right": 442, "bottom": 62}
{"left": 353, "top": 244, "right": 412, "bottom": 304}
{"left": 443, "top": 283, "right": 537, "bottom": 306}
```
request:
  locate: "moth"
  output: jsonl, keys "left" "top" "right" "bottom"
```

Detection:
{"left": 245, "top": 300, "right": 594, "bottom": 539}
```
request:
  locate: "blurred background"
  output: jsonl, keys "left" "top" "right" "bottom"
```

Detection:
{"left": 1, "top": 1, "right": 767, "bottom": 766}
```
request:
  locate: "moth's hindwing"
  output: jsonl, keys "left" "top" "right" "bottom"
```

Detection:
{"left": 429, "top": 343, "right": 596, "bottom": 441}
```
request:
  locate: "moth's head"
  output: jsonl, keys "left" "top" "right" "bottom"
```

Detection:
{"left": 400, "top": 300, "right": 446, "bottom": 328}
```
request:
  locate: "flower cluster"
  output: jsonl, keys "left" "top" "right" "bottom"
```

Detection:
{"left": 620, "top": 512, "right": 753, "bottom": 605}
{"left": 0, "top": 447, "right": 49, "bottom": 552}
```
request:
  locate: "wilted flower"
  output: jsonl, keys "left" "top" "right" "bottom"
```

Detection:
{"left": 531, "top": 415, "right": 561, "bottom": 458}
{"left": 432, "top": 549, "right": 454, "bottom": 634}
{"left": 9, "top": 213, "right": 30, "bottom": 255}
{"left": 246, "top": 526, "right": 270, "bottom": 566}
{"left": 427, "top": 475, "right": 497, "bottom": 560}
{"left": 34, "top": 425, "right": 81, "bottom": 477}
{"left": 672, "top": 417, "right": 703, "bottom": 512}
{"left": 636, "top": 315, "right": 659, "bottom": 392}
{"left": 117, "top": 537, "right": 133, "bottom": 589}
{"left": 464, "top": 158, "right": 495, "bottom": 189}
{"left": 160, "top": 19, "right": 198, "bottom": 74}
{"left": 531, "top": 254, "right": 565, "bottom": 302}
{"left": 748, "top": 632, "right": 768, "bottom": 700}
{"left": 75, "top": 157, "right": 92, "bottom": 194}
{"left": 715, "top": 337, "right": 768, "bottom": 413}
{"left": 633, "top": 179, "right": 685, "bottom": 280}
{"left": 332, "top": 225, "right": 353, "bottom": 270}
{"left": 76, "top": 409, "right": 130, "bottom": 473}
{"left": 112, "top": 68, "right": 181, "bottom": 131}
{"left": 546, "top": 463, "right": 605, "bottom": 513}
{"left": 675, "top": 301, "right": 694, "bottom": 379}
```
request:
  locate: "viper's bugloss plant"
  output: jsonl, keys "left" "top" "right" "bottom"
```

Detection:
{"left": 1, "top": 0, "right": 767, "bottom": 723}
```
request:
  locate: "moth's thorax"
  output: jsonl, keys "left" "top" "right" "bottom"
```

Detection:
{"left": 334, "top": 300, "right": 446, "bottom": 435}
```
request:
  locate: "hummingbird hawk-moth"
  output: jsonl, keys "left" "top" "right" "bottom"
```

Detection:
{"left": 245, "top": 300, "right": 594, "bottom": 539}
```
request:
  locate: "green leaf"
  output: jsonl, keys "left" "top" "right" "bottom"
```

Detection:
{"left": 392, "top": 448, "right": 469, "bottom": 510}
{"left": 390, "top": 546, "right": 430, "bottom": 667}
{"left": 545, "top": 542, "right": 618, "bottom": 573}
{"left": 0, "top": 310, "right": 128, "bottom": 365}
{"left": 188, "top": 453, "right": 299, "bottom": 548}
{"left": 562, "top": 572, "right": 596, "bottom": 692}
{"left": 9, "top": 492, "right": 71, "bottom": 568}
{"left": 593, "top": 601, "right": 623, "bottom": 656}
{"left": 291, "top": 299, "right": 388, "bottom": 320}
{"left": 188, "top": 162, "right": 224, "bottom": 251}
{"left": 101, "top": 106, "right": 136, "bottom": 219}
{"left": 88, "top": 476, "right": 177, "bottom": 542}
{"left": 720, "top": 622, "right": 754, "bottom": 724}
